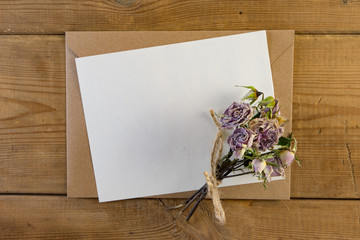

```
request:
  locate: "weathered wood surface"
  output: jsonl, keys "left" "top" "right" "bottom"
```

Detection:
{"left": 1, "top": 35, "right": 359, "bottom": 199}
{"left": 0, "top": 36, "right": 66, "bottom": 194}
{"left": 1, "top": 1, "right": 360, "bottom": 236}
{"left": 1, "top": 0, "right": 360, "bottom": 34}
{"left": 291, "top": 35, "right": 360, "bottom": 198}
{"left": 0, "top": 196, "right": 359, "bottom": 239}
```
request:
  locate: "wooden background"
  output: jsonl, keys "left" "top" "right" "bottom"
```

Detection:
{"left": 1, "top": 0, "right": 359, "bottom": 239}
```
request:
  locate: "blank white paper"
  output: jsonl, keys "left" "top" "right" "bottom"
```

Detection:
{"left": 75, "top": 31, "right": 276, "bottom": 202}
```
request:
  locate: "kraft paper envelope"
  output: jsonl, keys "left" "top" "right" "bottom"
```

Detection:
{"left": 66, "top": 31, "right": 294, "bottom": 199}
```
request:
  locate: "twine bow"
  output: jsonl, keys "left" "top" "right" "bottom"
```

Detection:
{"left": 203, "top": 110, "right": 226, "bottom": 225}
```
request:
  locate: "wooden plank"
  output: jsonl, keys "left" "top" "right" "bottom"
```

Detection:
{"left": 0, "top": 36, "right": 66, "bottom": 194}
{"left": 0, "top": 196, "right": 359, "bottom": 239}
{"left": 1, "top": 0, "right": 360, "bottom": 34}
{"left": 1, "top": 34, "right": 360, "bottom": 198}
{"left": 291, "top": 35, "right": 360, "bottom": 198}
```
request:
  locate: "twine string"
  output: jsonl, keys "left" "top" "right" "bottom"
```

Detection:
{"left": 203, "top": 110, "right": 226, "bottom": 225}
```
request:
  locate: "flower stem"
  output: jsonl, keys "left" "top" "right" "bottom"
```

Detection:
{"left": 185, "top": 187, "right": 208, "bottom": 221}
{"left": 218, "top": 159, "right": 245, "bottom": 180}
{"left": 184, "top": 183, "right": 207, "bottom": 205}
{"left": 171, "top": 184, "right": 208, "bottom": 221}
{"left": 222, "top": 171, "right": 255, "bottom": 179}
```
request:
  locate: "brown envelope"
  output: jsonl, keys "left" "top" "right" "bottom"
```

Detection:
{"left": 66, "top": 31, "right": 294, "bottom": 199}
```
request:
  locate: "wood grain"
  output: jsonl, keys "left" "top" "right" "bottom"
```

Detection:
{"left": 1, "top": 0, "right": 360, "bottom": 34}
{"left": 1, "top": 0, "right": 360, "bottom": 238}
{"left": 1, "top": 34, "right": 360, "bottom": 199}
{"left": 0, "top": 36, "right": 66, "bottom": 194}
{"left": 291, "top": 35, "right": 360, "bottom": 198}
{"left": 0, "top": 196, "right": 358, "bottom": 239}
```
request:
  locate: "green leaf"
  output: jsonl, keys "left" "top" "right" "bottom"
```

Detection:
{"left": 236, "top": 85, "right": 257, "bottom": 92}
{"left": 266, "top": 101, "right": 276, "bottom": 109}
{"left": 295, "top": 155, "right": 302, "bottom": 167}
{"left": 242, "top": 92, "right": 256, "bottom": 101}
{"left": 260, "top": 96, "right": 275, "bottom": 103}
{"left": 278, "top": 136, "right": 292, "bottom": 147}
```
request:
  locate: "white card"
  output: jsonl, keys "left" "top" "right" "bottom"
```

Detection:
{"left": 75, "top": 31, "right": 275, "bottom": 202}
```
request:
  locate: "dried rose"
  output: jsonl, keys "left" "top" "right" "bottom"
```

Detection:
{"left": 266, "top": 157, "right": 285, "bottom": 177}
{"left": 279, "top": 150, "right": 295, "bottom": 166}
{"left": 264, "top": 165, "right": 273, "bottom": 180}
{"left": 252, "top": 159, "right": 266, "bottom": 174}
{"left": 220, "top": 102, "right": 253, "bottom": 129}
{"left": 249, "top": 118, "right": 284, "bottom": 151}
{"left": 227, "top": 128, "right": 254, "bottom": 158}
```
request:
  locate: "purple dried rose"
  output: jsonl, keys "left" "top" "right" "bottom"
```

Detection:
{"left": 220, "top": 102, "right": 253, "bottom": 129}
{"left": 253, "top": 157, "right": 285, "bottom": 182}
{"left": 227, "top": 128, "right": 255, "bottom": 158}
{"left": 266, "top": 157, "right": 285, "bottom": 178}
{"left": 249, "top": 118, "right": 284, "bottom": 151}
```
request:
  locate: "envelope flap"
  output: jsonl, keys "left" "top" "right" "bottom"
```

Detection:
{"left": 266, "top": 30, "right": 295, "bottom": 65}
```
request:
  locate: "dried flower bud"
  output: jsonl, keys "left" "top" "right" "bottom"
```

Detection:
{"left": 264, "top": 165, "right": 274, "bottom": 180}
{"left": 267, "top": 157, "right": 285, "bottom": 177}
{"left": 241, "top": 86, "right": 263, "bottom": 103}
{"left": 279, "top": 150, "right": 295, "bottom": 166}
{"left": 252, "top": 159, "right": 266, "bottom": 174}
